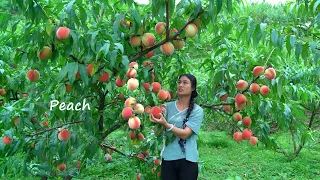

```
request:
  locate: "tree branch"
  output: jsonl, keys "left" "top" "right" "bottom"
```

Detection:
{"left": 165, "top": 0, "right": 170, "bottom": 41}
{"left": 27, "top": 120, "right": 84, "bottom": 137}
{"left": 100, "top": 144, "right": 127, "bottom": 156}
{"left": 102, "top": 120, "right": 128, "bottom": 139}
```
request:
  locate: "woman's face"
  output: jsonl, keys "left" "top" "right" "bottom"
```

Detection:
{"left": 177, "top": 76, "right": 194, "bottom": 96}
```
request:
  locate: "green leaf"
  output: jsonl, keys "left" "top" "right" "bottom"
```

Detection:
{"left": 56, "top": 63, "right": 76, "bottom": 83}
{"left": 216, "top": 0, "right": 222, "bottom": 15}
{"left": 295, "top": 42, "right": 302, "bottom": 60}
{"left": 227, "top": 0, "right": 232, "bottom": 13}
{"left": 271, "top": 29, "right": 278, "bottom": 47}
{"left": 313, "top": 0, "right": 320, "bottom": 13}
{"left": 301, "top": 43, "right": 309, "bottom": 60}
{"left": 130, "top": 8, "right": 141, "bottom": 32}
{"left": 79, "top": 64, "right": 89, "bottom": 85}
{"left": 67, "top": 63, "right": 78, "bottom": 84}
{"left": 284, "top": 104, "right": 291, "bottom": 120}
{"left": 286, "top": 35, "right": 291, "bottom": 55}
{"left": 290, "top": 35, "right": 296, "bottom": 48}
{"left": 90, "top": 30, "right": 99, "bottom": 52}
{"left": 96, "top": 41, "right": 110, "bottom": 61}
{"left": 109, "top": 50, "right": 118, "bottom": 69}
{"left": 277, "top": 77, "right": 284, "bottom": 98}
{"left": 114, "top": 43, "right": 124, "bottom": 54}
{"left": 314, "top": 51, "right": 320, "bottom": 64}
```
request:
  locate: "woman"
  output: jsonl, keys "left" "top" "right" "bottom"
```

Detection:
{"left": 150, "top": 74, "right": 204, "bottom": 180}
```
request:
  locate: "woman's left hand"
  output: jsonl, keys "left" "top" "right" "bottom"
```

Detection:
{"left": 149, "top": 113, "right": 168, "bottom": 126}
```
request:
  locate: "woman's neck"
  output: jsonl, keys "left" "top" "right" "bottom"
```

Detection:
{"left": 177, "top": 96, "right": 190, "bottom": 109}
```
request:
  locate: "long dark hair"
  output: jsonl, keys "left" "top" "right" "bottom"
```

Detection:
{"left": 178, "top": 74, "right": 198, "bottom": 120}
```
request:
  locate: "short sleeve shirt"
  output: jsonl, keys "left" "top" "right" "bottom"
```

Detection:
{"left": 161, "top": 100, "right": 204, "bottom": 162}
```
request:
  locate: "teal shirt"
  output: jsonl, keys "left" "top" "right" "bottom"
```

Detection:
{"left": 161, "top": 100, "right": 204, "bottom": 163}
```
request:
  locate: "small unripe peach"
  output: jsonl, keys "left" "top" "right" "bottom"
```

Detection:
{"left": 137, "top": 153, "right": 144, "bottom": 159}
{"left": 233, "top": 132, "right": 242, "bottom": 142}
{"left": 242, "top": 116, "right": 251, "bottom": 127}
{"left": 38, "top": 46, "right": 52, "bottom": 60}
{"left": 142, "top": 83, "right": 151, "bottom": 92}
{"left": 143, "top": 60, "right": 154, "bottom": 68}
{"left": 155, "top": 22, "right": 166, "bottom": 35}
{"left": 127, "top": 78, "right": 139, "bottom": 91}
{"left": 236, "top": 80, "right": 248, "bottom": 91}
{"left": 56, "top": 27, "right": 70, "bottom": 40}
{"left": 220, "top": 94, "right": 228, "bottom": 101}
{"left": 235, "top": 102, "right": 246, "bottom": 110}
{"left": 145, "top": 50, "right": 154, "bottom": 58}
{"left": 154, "top": 158, "right": 161, "bottom": 166}
{"left": 173, "top": 40, "right": 185, "bottom": 50}
{"left": 142, "top": 33, "right": 156, "bottom": 47}
{"left": 128, "top": 116, "right": 141, "bottom": 129}
{"left": 242, "top": 129, "right": 252, "bottom": 140}
{"left": 249, "top": 83, "right": 260, "bottom": 94}
{"left": 145, "top": 106, "right": 151, "bottom": 114}
{"left": 232, "top": 112, "right": 242, "bottom": 121}
{"left": 143, "top": 150, "right": 149, "bottom": 156}
{"left": 157, "top": 90, "right": 168, "bottom": 101}
{"left": 122, "top": 107, "right": 133, "bottom": 119}
{"left": 186, "top": 23, "right": 198, "bottom": 38}
{"left": 151, "top": 82, "right": 161, "bottom": 92}
{"left": 13, "top": 117, "right": 19, "bottom": 126}
{"left": 151, "top": 106, "right": 162, "bottom": 119}
{"left": 134, "top": 104, "right": 144, "bottom": 114}
{"left": 65, "top": 84, "right": 72, "bottom": 93}
{"left": 260, "top": 85, "right": 270, "bottom": 96}
{"left": 160, "top": 42, "right": 175, "bottom": 56}
{"left": 104, "top": 154, "right": 112, "bottom": 162}
{"left": 130, "top": 36, "right": 141, "bottom": 47}
{"left": 138, "top": 133, "right": 144, "bottom": 141}
{"left": 99, "top": 72, "right": 110, "bottom": 82}
{"left": 235, "top": 94, "right": 247, "bottom": 104}
{"left": 57, "top": 163, "right": 66, "bottom": 171}
{"left": 136, "top": 173, "right": 142, "bottom": 180}
{"left": 75, "top": 72, "right": 80, "bottom": 80}
{"left": 27, "top": 70, "right": 40, "bottom": 82}
{"left": 116, "top": 77, "right": 125, "bottom": 87}
{"left": 0, "top": 89, "right": 6, "bottom": 96}
{"left": 2, "top": 136, "right": 12, "bottom": 145}
{"left": 58, "top": 129, "right": 71, "bottom": 141}
{"left": 223, "top": 105, "right": 232, "bottom": 112}
{"left": 249, "top": 136, "right": 258, "bottom": 146}
{"left": 252, "top": 66, "right": 264, "bottom": 76}
{"left": 129, "top": 131, "right": 136, "bottom": 140}
{"left": 43, "top": 120, "right": 49, "bottom": 127}
{"left": 86, "top": 64, "right": 94, "bottom": 76}
{"left": 264, "top": 68, "right": 276, "bottom": 80}
{"left": 118, "top": 94, "right": 124, "bottom": 99}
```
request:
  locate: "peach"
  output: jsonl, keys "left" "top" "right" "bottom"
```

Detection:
{"left": 249, "top": 136, "right": 258, "bottom": 146}
{"left": 27, "top": 70, "right": 40, "bottom": 82}
{"left": 116, "top": 77, "right": 125, "bottom": 87}
{"left": 152, "top": 167, "right": 156, "bottom": 174}
{"left": 160, "top": 42, "right": 175, "bottom": 56}
{"left": 145, "top": 50, "right": 154, "bottom": 58}
{"left": 129, "top": 131, "right": 136, "bottom": 140}
{"left": 124, "top": 97, "right": 136, "bottom": 108}
{"left": 130, "top": 36, "right": 141, "bottom": 47}
{"left": 242, "top": 116, "right": 251, "bottom": 127}
{"left": 151, "top": 82, "right": 161, "bottom": 92}
{"left": 143, "top": 150, "right": 149, "bottom": 156}
{"left": 260, "top": 85, "right": 270, "bottom": 96}
{"left": 58, "top": 129, "right": 71, "bottom": 141}
{"left": 249, "top": 83, "right": 260, "bottom": 94}
{"left": 155, "top": 22, "right": 166, "bottom": 35}
{"left": 142, "top": 83, "right": 151, "bottom": 92}
{"left": 38, "top": 46, "right": 52, "bottom": 60}
{"left": 43, "top": 120, "right": 49, "bottom": 127}
{"left": 236, "top": 80, "right": 248, "bottom": 91}
{"left": 143, "top": 60, "right": 154, "bottom": 68}
{"left": 65, "top": 84, "right": 72, "bottom": 93}
{"left": 128, "top": 116, "right": 141, "bottom": 129}
{"left": 99, "top": 72, "right": 110, "bottom": 82}
{"left": 235, "top": 94, "right": 247, "bottom": 104}
{"left": 157, "top": 172, "right": 161, "bottom": 177}
{"left": 186, "top": 23, "right": 198, "bottom": 38}
{"left": 77, "top": 161, "right": 81, "bottom": 169}
{"left": 151, "top": 106, "right": 162, "bottom": 119}
{"left": 122, "top": 107, "right": 133, "bottom": 119}
{"left": 154, "top": 158, "right": 161, "bottom": 166}
{"left": 75, "top": 72, "right": 80, "bottom": 80}
{"left": 142, "top": 33, "right": 156, "bottom": 47}
{"left": 232, "top": 112, "right": 242, "bottom": 121}
{"left": 13, "top": 117, "right": 19, "bottom": 126}
{"left": 0, "top": 89, "right": 6, "bottom": 96}
{"left": 136, "top": 173, "right": 142, "bottom": 180}
{"left": 2, "top": 136, "right": 12, "bottom": 145}
{"left": 127, "top": 78, "right": 139, "bottom": 91}
{"left": 158, "top": 90, "right": 168, "bottom": 101}
{"left": 145, "top": 106, "right": 151, "bottom": 114}
{"left": 242, "top": 129, "right": 252, "bottom": 140}
{"left": 118, "top": 93, "right": 124, "bottom": 99}
{"left": 126, "top": 68, "right": 137, "bottom": 78}
{"left": 252, "top": 66, "right": 264, "bottom": 76}
{"left": 137, "top": 153, "right": 144, "bottom": 159}
{"left": 138, "top": 133, "right": 144, "bottom": 141}
{"left": 264, "top": 68, "right": 276, "bottom": 80}
{"left": 134, "top": 103, "right": 144, "bottom": 114}
{"left": 220, "top": 94, "right": 228, "bottom": 101}
{"left": 86, "top": 64, "right": 93, "bottom": 76}
{"left": 129, "top": 62, "right": 139, "bottom": 70}
{"left": 57, "top": 163, "right": 66, "bottom": 171}
{"left": 56, "top": 27, "right": 70, "bottom": 40}
{"left": 235, "top": 102, "right": 246, "bottom": 110}
{"left": 173, "top": 40, "right": 185, "bottom": 50}
{"left": 104, "top": 154, "right": 112, "bottom": 162}
{"left": 233, "top": 132, "right": 242, "bottom": 142}
{"left": 223, "top": 105, "right": 231, "bottom": 112}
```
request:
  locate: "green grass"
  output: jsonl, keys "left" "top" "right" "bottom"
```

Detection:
{"left": 2, "top": 130, "right": 320, "bottom": 180}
